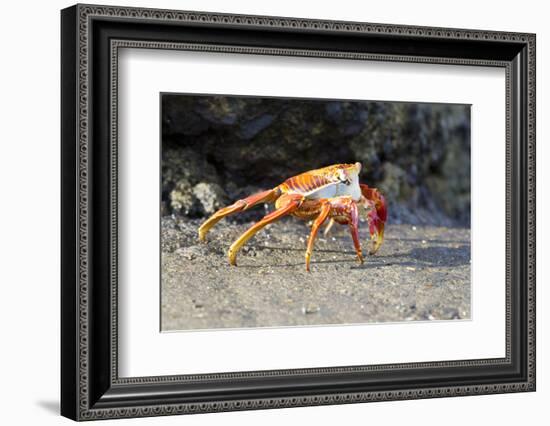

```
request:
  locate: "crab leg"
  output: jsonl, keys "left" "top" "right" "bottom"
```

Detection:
{"left": 368, "top": 220, "right": 385, "bottom": 255}
{"left": 348, "top": 200, "right": 364, "bottom": 264}
{"left": 323, "top": 218, "right": 335, "bottom": 236}
{"left": 360, "top": 183, "right": 387, "bottom": 254}
{"left": 305, "top": 202, "right": 331, "bottom": 272}
{"left": 228, "top": 194, "right": 302, "bottom": 266}
{"left": 326, "top": 197, "right": 364, "bottom": 265}
{"left": 198, "top": 188, "right": 279, "bottom": 241}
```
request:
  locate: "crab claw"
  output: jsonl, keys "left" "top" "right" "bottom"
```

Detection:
{"left": 368, "top": 215, "right": 385, "bottom": 255}
{"left": 360, "top": 185, "right": 387, "bottom": 254}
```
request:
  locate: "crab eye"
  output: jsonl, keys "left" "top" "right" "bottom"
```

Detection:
{"left": 338, "top": 170, "right": 351, "bottom": 185}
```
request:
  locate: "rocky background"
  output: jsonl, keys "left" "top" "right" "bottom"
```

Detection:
{"left": 160, "top": 94, "right": 471, "bottom": 330}
{"left": 161, "top": 94, "right": 470, "bottom": 226}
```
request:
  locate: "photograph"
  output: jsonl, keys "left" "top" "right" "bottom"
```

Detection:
{"left": 160, "top": 93, "right": 472, "bottom": 331}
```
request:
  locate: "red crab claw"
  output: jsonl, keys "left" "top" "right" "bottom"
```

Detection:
{"left": 360, "top": 184, "right": 387, "bottom": 254}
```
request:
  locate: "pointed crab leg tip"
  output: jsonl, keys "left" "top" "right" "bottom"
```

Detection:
{"left": 228, "top": 250, "right": 237, "bottom": 266}
{"left": 198, "top": 225, "right": 208, "bottom": 241}
{"left": 369, "top": 243, "right": 382, "bottom": 256}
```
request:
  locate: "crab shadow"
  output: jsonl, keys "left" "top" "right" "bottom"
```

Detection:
{"left": 238, "top": 244, "right": 470, "bottom": 269}
{"left": 385, "top": 237, "right": 470, "bottom": 245}
{"left": 351, "top": 245, "right": 470, "bottom": 270}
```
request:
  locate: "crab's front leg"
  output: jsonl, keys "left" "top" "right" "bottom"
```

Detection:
{"left": 305, "top": 202, "right": 331, "bottom": 272}
{"left": 367, "top": 212, "right": 385, "bottom": 255}
{"left": 228, "top": 193, "right": 303, "bottom": 266}
{"left": 328, "top": 197, "right": 364, "bottom": 265}
{"left": 360, "top": 184, "right": 387, "bottom": 255}
{"left": 347, "top": 200, "right": 364, "bottom": 265}
{"left": 198, "top": 188, "right": 279, "bottom": 241}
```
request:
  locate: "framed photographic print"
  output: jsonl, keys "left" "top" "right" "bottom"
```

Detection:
{"left": 61, "top": 3, "right": 536, "bottom": 421}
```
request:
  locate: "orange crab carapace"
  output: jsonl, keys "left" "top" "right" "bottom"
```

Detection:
{"left": 198, "top": 162, "right": 387, "bottom": 271}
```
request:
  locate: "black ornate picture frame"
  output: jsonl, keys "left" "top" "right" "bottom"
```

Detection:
{"left": 61, "top": 4, "right": 536, "bottom": 421}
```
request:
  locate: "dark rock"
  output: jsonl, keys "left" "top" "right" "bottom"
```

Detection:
{"left": 193, "top": 182, "right": 228, "bottom": 216}
{"left": 169, "top": 180, "right": 196, "bottom": 215}
{"left": 161, "top": 94, "right": 470, "bottom": 225}
{"left": 238, "top": 114, "right": 275, "bottom": 139}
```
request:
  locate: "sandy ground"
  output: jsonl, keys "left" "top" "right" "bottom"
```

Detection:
{"left": 161, "top": 217, "right": 471, "bottom": 331}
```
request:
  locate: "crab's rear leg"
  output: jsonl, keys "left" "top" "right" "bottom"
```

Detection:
{"left": 228, "top": 194, "right": 303, "bottom": 266}
{"left": 323, "top": 218, "right": 335, "bottom": 236}
{"left": 326, "top": 197, "right": 364, "bottom": 265}
{"left": 348, "top": 200, "right": 364, "bottom": 264}
{"left": 198, "top": 188, "right": 279, "bottom": 241}
{"left": 305, "top": 202, "right": 331, "bottom": 272}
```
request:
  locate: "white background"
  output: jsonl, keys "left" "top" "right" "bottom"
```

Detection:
{"left": 119, "top": 50, "right": 505, "bottom": 376}
{"left": 0, "top": 0, "right": 547, "bottom": 425}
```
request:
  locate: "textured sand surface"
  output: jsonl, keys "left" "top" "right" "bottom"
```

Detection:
{"left": 161, "top": 217, "right": 471, "bottom": 331}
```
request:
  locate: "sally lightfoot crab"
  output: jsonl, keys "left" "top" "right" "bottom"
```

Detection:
{"left": 198, "top": 162, "right": 387, "bottom": 271}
